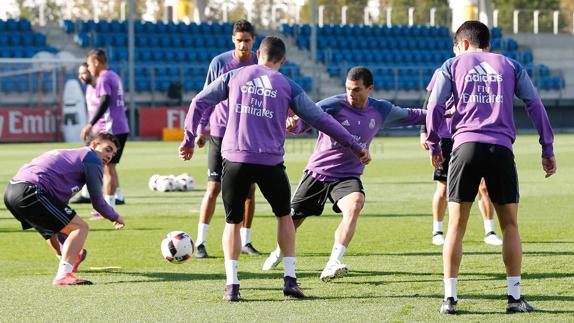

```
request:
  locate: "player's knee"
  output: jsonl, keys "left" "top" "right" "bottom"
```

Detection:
{"left": 206, "top": 182, "right": 221, "bottom": 198}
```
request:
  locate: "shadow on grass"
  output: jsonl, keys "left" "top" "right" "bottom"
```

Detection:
{"left": 92, "top": 269, "right": 321, "bottom": 284}
{"left": 358, "top": 213, "right": 429, "bottom": 218}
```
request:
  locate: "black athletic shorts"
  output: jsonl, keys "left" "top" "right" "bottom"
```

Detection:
{"left": 221, "top": 160, "right": 291, "bottom": 224}
{"left": 448, "top": 142, "right": 519, "bottom": 204}
{"left": 433, "top": 138, "right": 453, "bottom": 182}
{"left": 110, "top": 132, "right": 128, "bottom": 164}
{"left": 291, "top": 171, "right": 364, "bottom": 220}
{"left": 4, "top": 181, "right": 77, "bottom": 239}
{"left": 207, "top": 136, "right": 224, "bottom": 182}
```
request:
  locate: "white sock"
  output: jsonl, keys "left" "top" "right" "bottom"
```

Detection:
{"left": 196, "top": 223, "right": 209, "bottom": 246}
{"left": 283, "top": 257, "right": 296, "bottom": 278}
{"left": 328, "top": 243, "right": 346, "bottom": 263}
{"left": 80, "top": 185, "right": 90, "bottom": 198}
{"left": 55, "top": 261, "right": 73, "bottom": 280}
{"left": 433, "top": 221, "right": 444, "bottom": 233}
{"left": 507, "top": 276, "right": 521, "bottom": 299}
{"left": 444, "top": 277, "right": 458, "bottom": 301}
{"left": 224, "top": 259, "right": 239, "bottom": 285}
{"left": 484, "top": 219, "right": 495, "bottom": 234}
{"left": 104, "top": 195, "right": 116, "bottom": 208}
{"left": 114, "top": 187, "right": 124, "bottom": 200}
{"left": 240, "top": 227, "right": 251, "bottom": 246}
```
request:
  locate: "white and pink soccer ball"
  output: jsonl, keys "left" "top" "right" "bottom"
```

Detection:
{"left": 161, "top": 231, "right": 194, "bottom": 264}
{"left": 175, "top": 173, "right": 195, "bottom": 191}
{"left": 149, "top": 173, "right": 194, "bottom": 192}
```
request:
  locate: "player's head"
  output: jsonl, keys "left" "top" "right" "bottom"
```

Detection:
{"left": 90, "top": 133, "right": 119, "bottom": 164}
{"left": 232, "top": 20, "right": 255, "bottom": 61}
{"left": 345, "top": 66, "right": 373, "bottom": 108}
{"left": 86, "top": 49, "right": 108, "bottom": 77}
{"left": 257, "top": 36, "right": 286, "bottom": 66}
{"left": 453, "top": 20, "right": 490, "bottom": 56}
{"left": 78, "top": 63, "right": 93, "bottom": 85}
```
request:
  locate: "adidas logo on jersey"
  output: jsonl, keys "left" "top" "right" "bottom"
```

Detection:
{"left": 341, "top": 120, "right": 351, "bottom": 126}
{"left": 465, "top": 62, "right": 503, "bottom": 82}
{"left": 241, "top": 75, "right": 278, "bottom": 98}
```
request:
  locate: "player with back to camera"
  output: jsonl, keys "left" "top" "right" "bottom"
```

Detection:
{"left": 425, "top": 21, "right": 556, "bottom": 314}
{"left": 262, "top": 66, "right": 426, "bottom": 281}
{"left": 192, "top": 19, "right": 261, "bottom": 258}
{"left": 179, "top": 36, "right": 370, "bottom": 301}
{"left": 420, "top": 69, "right": 503, "bottom": 246}
{"left": 3, "top": 133, "right": 126, "bottom": 285}
{"left": 78, "top": 49, "right": 129, "bottom": 218}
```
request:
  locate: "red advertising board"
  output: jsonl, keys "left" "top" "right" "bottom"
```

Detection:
{"left": 139, "top": 106, "right": 187, "bottom": 139}
{"left": 0, "top": 108, "right": 58, "bottom": 142}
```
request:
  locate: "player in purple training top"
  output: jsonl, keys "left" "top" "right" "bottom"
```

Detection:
{"left": 179, "top": 36, "right": 370, "bottom": 301}
{"left": 425, "top": 21, "right": 556, "bottom": 314}
{"left": 71, "top": 63, "right": 108, "bottom": 206}
{"left": 420, "top": 69, "right": 502, "bottom": 246}
{"left": 4, "top": 133, "right": 126, "bottom": 286}
{"left": 262, "top": 67, "right": 426, "bottom": 281}
{"left": 192, "top": 20, "right": 260, "bottom": 259}
{"left": 81, "top": 49, "right": 129, "bottom": 214}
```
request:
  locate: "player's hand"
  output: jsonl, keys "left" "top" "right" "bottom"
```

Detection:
{"left": 179, "top": 144, "right": 194, "bottom": 160}
{"left": 113, "top": 215, "right": 125, "bottom": 230}
{"left": 419, "top": 133, "right": 429, "bottom": 150}
{"left": 542, "top": 156, "right": 556, "bottom": 178}
{"left": 195, "top": 134, "right": 206, "bottom": 148}
{"left": 286, "top": 115, "right": 300, "bottom": 130}
{"left": 431, "top": 153, "right": 444, "bottom": 170}
{"left": 356, "top": 148, "right": 371, "bottom": 165}
{"left": 80, "top": 124, "right": 92, "bottom": 141}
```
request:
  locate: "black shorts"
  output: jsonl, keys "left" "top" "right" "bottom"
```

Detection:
{"left": 291, "top": 172, "right": 364, "bottom": 220}
{"left": 221, "top": 160, "right": 291, "bottom": 224}
{"left": 433, "top": 138, "right": 453, "bottom": 182}
{"left": 207, "top": 136, "right": 223, "bottom": 182}
{"left": 448, "top": 142, "right": 519, "bottom": 204}
{"left": 110, "top": 132, "right": 128, "bottom": 164}
{"left": 4, "top": 181, "right": 77, "bottom": 239}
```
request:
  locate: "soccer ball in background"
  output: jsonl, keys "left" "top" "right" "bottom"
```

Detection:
{"left": 161, "top": 231, "right": 194, "bottom": 264}
{"left": 148, "top": 174, "right": 160, "bottom": 191}
{"left": 175, "top": 173, "right": 195, "bottom": 192}
{"left": 156, "top": 175, "right": 176, "bottom": 192}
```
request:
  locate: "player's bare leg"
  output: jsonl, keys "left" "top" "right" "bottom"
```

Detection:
{"left": 195, "top": 181, "right": 221, "bottom": 258}
{"left": 432, "top": 181, "right": 448, "bottom": 245}
{"left": 241, "top": 184, "right": 260, "bottom": 255}
{"left": 478, "top": 179, "right": 503, "bottom": 245}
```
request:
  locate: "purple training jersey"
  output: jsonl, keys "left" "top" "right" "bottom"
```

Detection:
{"left": 95, "top": 70, "right": 129, "bottom": 135}
{"left": 85, "top": 84, "right": 105, "bottom": 134}
{"left": 291, "top": 94, "right": 426, "bottom": 180}
{"left": 426, "top": 51, "right": 554, "bottom": 158}
{"left": 183, "top": 65, "right": 363, "bottom": 166}
{"left": 12, "top": 147, "right": 120, "bottom": 221}
{"left": 197, "top": 50, "right": 257, "bottom": 137}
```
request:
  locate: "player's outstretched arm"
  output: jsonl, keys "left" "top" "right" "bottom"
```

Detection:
{"left": 542, "top": 156, "right": 557, "bottom": 178}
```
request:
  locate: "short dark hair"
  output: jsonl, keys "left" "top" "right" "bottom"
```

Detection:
{"left": 347, "top": 66, "right": 373, "bottom": 87}
{"left": 93, "top": 132, "right": 120, "bottom": 149}
{"left": 87, "top": 48, "right": 108, "bottom": 65}
{"left": 233, "top": 19, "right": 255, "bottom": 37}
{"left": 454, "top": 20, "right": 490, "bottom": 49}
{"left": 80, "top": 62, "right": 88, "bottom": 69}
{"left": 258, "top": 36, "right": 285, "bottom": 63}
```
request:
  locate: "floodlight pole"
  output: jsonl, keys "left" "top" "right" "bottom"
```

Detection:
{"left": 127, "top": 0, "right": 136, "bottom": 136}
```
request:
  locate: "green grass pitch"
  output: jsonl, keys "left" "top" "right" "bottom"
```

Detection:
{"left": 0, "top": 134, "right": 573, "bottom": 321}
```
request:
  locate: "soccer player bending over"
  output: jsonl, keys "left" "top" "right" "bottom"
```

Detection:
{"left": 425, "top": 21, "right": 556, "bottom": 314}
{"left": 179, "top": 36, "right": 370, "bottom": 301}
{"left": 4, "top": 133, "right": 126, "bottom": 285}
{"left": 262, "top": 67, "right": 426, "bottom": 281}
